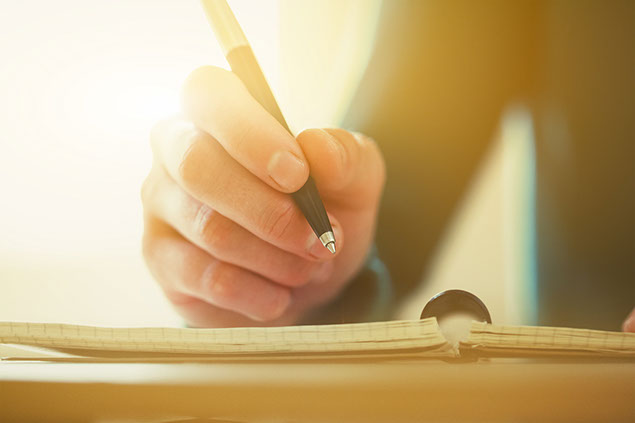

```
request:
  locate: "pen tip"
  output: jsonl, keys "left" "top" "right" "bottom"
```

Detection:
{"left": 319, "top": 231, "right": 336, "bottom": 254}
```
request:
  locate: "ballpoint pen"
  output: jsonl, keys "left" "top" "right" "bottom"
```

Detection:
{"left": 200, "top": 0, "right": 336, "bottom": 253}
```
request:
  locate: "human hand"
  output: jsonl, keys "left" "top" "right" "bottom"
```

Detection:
{"left": 141, "top": 66, "right": 385, "bottom": 327}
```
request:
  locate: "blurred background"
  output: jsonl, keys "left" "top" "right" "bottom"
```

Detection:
{"left": 347, "top": 0, "right": 634, "bottom": 330}
{"left": 0, "top": 0, "right": 265, "bottom": 326}
{"left": 0, "top": 0, "right": 382, "bottom": 326}
{"left": 0, "top": 0, "right": 632, "bottom": 329}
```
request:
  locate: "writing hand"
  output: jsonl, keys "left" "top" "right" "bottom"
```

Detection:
{"left": 141, "top": 66, "right": 385, "bottom": 327}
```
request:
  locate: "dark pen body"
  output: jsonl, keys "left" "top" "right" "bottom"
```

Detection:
{"left": 202, "top": 0, "right": 336, "bottom": 253}
{"left": 226, "top": 45, "right": 335, "bottom": 253}
{"left": 227, "top": 46, "right": 335, "bottom": 252}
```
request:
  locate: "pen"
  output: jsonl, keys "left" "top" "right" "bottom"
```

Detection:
{"left": 199, "top": 0, "right": 336, "bottom": 254}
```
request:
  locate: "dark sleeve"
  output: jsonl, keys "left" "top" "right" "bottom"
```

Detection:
{"left": 340, "top": 0, "right": 634, "bottom": 330}
{"left": 341, "top": 1, "right": 532, "bottom": 304}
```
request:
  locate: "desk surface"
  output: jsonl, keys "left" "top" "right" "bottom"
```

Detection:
{"left": 1, "top": 359, "right": 634, "bottom": 422}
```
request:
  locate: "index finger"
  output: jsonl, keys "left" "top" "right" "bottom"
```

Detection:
{"left": 182, "top": 66, "right": 309, "bottom": 193}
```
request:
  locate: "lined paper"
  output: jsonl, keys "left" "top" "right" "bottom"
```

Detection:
{"left": 3, "top": 319, "right": 634, "bottom": 360}
{"left": 465, "top": 322, "right": 635, "bottom": 356}
{"left": 0, "top": 319, "right": 447, "bottom": 356}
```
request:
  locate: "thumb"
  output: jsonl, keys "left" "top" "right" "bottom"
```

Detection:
{"left": 296, "top": 128, "right": 385, "bottom": 208}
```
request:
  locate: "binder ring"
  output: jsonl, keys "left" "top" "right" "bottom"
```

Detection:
{"left": 420, "top": 289, "right": 492, "bottom": 323}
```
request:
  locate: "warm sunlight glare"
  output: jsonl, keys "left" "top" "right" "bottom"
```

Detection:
{"left": 0, "top": 0, "right": 280, "bottom": 325}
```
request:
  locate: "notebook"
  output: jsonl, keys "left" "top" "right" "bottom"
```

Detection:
{"left": 1, "top": 318, "right": 634, "bottom": 362}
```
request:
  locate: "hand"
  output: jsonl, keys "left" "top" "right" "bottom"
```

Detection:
{"left": 622, "top": 308, "right": 635, "bottom": 332}
{"left": 141, "top": 66, "right": 385, "bottom": 327}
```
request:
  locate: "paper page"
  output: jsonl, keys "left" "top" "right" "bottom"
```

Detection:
{"left": 464, "top": 322, "right": 635, "bottom": 356}
{"left": 0, "top": 318, "right": 449, "bottom": 357}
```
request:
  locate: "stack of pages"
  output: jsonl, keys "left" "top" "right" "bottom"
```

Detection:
{"left": 1, "top": 318, "right": 634, "bottom": 362}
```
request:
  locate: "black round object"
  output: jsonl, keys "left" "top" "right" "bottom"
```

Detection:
{"left": 420, "top": 289, "right": 492, "bottom": 323}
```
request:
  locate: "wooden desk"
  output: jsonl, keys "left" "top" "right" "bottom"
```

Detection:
{"left": 1, "top": 359, "right": 634, "bottom": 422}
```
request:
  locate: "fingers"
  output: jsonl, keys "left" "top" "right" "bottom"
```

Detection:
{"left": 149, "top": 117, "right": 340, "bottom": 260}
{"left": 296, "top": 128, "right": 386, "bottom": 207}
{"left": 182, "top": 66, "right": 309, "bottom": 193}
{"left": 141, "top": 165, "right": 335, "bottom": 287}
{"left": 163, "top": 294, "right": 306, "bottom": 328}
{"left": 165, "top": 295, "right": 277, "bottom": 328}
{"left": 142, "top": 216, "right": 291, "bottom": 322}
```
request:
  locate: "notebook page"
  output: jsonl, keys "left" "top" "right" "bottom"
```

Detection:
{"left": 464, "top": 322, "right": 635, "bottom": 356}
{"left": 0, "top": 319, "right": 448, "bottom": 356}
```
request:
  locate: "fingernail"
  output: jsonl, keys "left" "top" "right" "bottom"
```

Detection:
{"left": 254, "top": 289, "right": 291, "bottom": 322}
{"left": 268, "top": 151, "right": 307, "bottom": 192}
{"left": 270, "top": 289, "right": 292, "bottom": 320}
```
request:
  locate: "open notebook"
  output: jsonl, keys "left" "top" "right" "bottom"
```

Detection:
{"left": 1, "top": 318, "right": 634, "bottom": 362}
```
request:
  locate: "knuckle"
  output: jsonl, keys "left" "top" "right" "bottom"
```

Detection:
{"left": 260, "top": 200, "right": 297, "bottom": 243}
{"left": 193, "top": 205, "right": 229, "bottom": 256}
{"left": 204, "top": 262, "right": 240, "bottom": 305}
{"left": 176, "top": 133, "right": 206, "bottom": 190}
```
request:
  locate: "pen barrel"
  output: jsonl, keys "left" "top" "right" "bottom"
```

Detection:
{"left": 226, "top": 45, "right": 291, "bottom": 132}
{"left": 226, "top": 45, "right": 333, "bottom": 238}
{"left": 291, "top": 176, "right": 333, "bottom": 238}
